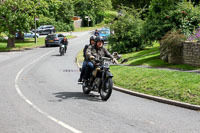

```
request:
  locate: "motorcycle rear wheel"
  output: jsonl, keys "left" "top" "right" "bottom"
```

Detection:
{"left": 100, "top": 78, "right": 113, "bottom": 101}
{"left": 82, "top": 81, "right": 91, "bottom": 94}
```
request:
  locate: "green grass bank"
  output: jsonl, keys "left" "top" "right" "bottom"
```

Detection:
{"left": 110, "top": 65, "right": 200, "bottom": 105}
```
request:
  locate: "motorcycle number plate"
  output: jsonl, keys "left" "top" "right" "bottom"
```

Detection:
{"left": 104, "top": 61, "right": 109, "bottom": 67}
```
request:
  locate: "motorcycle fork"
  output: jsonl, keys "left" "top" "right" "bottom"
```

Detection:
{"left": 99, "top": 70, "right": 106, "bottom": 93}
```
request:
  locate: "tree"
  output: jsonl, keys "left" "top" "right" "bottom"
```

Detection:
{"left": 111, "top": 0, "right": 151, "bottom": 9}
{"left": 74, "top": 0, "right": 112, "bottom": 26}
{"left": 109, "top": 6, "right": 145, "bottom": 53}
{"left": 0, "top": 0, "right": 37, "bottom": 48}
{"left": 56, "top": 0, "right": 74, "bottom": 24}
{"left": 142, "top": 0, "right": 200, "bottom": 45}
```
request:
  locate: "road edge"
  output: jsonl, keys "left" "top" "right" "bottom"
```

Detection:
{"left": 75, "top": 57, "right": 200, "bottom": 111}
{"left": 0, "top": 35, "right": 77, "bottom": 52}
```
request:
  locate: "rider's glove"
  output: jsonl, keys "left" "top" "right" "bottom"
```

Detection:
{"left": 113, "top": 58, "right": 118, "bottom": 64}
{"left": 90, "top": 56, "right": 95, "bottom": 60}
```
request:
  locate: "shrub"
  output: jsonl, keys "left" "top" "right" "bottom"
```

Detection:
{"left": 108, "top": 6, "right": 146, "bottom": 54}
{"left": 142, "top": 0, "right": 176, "bottom": 45}
{"left": 0, "top": 36, "right": 6, "bottom": 42}
{"left": 159, "top": 30, "right": 186, "bottom": 63}
{"left": 143, "top": 0, "right": 200, "bottom": 45}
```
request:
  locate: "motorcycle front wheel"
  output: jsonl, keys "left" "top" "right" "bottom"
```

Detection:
{"left": 82, "top": 81, "right": 91, "bottom": 94}
{"left": 100, "top": 78, "right": 113, "bottom": 101}
{"left": 60, "top": 48, "right": 65, "bottom": 56}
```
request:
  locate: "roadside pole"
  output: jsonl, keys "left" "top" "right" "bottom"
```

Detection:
{"left": 85, "top": 16, "right": 90, "bottom": 27}
{"left": 34, "top": 17, "right": 37, "bottom": 44}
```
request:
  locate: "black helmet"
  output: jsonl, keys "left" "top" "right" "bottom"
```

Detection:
{"left": 89, "top": 36, "right": 96, "bottom": 45}
{"left": 90, "top": 35, "right": 96, "bottom": 41}
{"left": 95, "top": 36, "right": 104, "bottom": 42}
{"left": 95, "top": 36, "right": 104, "bottom": 47}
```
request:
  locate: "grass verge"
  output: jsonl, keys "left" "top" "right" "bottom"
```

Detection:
{"left": 110, "top": 65, "right": 200, "bottom": 105}
{"left": 0, "top": 35, "right": 74, "bottom": 52}
{"left": 120, "top": 43, "right": 200, "bottom": 70}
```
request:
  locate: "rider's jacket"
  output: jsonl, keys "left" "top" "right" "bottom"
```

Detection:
{"left": 86, "top": 45, "right": 113, "bottom": 63}
{"left": 83, "top": 44, "right": 89, "bottom": 61}
{"left": 94, "top": 31, "right": 99, "bottom": 36}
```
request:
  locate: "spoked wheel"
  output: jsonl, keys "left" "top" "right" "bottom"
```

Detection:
{"left": 100, "top": 78, "right": 113, "bottom": 101}
{"left": 82, "top": 80, "right": 91, "bottom": 94}
{"left": 60, "top": 45, "right": 65, "bottom": 56}
{"left": 60, "top": 49, "right": 64, "bottom": 56}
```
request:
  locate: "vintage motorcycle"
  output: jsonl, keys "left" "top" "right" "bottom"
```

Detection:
{"left": 59, "top": 43, "right": 65, "bottom": 56}
{"left": 59, "top": 37, "right": 68, "bottom": 56}
{"left": 82, "top": 57, "right": 114, "bottom": 101}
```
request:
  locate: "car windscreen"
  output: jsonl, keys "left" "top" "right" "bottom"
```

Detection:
{"left": 46, "top": 35, "right": 57, "bottom": 39}
{"left": 38, "top": 26, "right": 44, "bottom": 29}
{"left": 99, "top": 30, "right": 110, "bottom": 34}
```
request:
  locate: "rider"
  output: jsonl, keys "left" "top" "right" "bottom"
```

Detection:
{"left": 84, "top": 36, "right": 118, "bottom": 81}
{"left": 94, "top": 29, "right": 99, "bottom": 36}
{"left": 60, "top": 36, "right": 68, "bottom": 53}
{"left": 78, "top": 36, "right": 96, "bottom": 82}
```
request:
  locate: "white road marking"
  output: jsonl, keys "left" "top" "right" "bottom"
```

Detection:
{"left": 15, "top": 50, "right": 82, "bottom": 133}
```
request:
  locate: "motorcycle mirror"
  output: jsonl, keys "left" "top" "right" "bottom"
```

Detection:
{"left": 121, "top": 59, "right": 128, "bottom": 64}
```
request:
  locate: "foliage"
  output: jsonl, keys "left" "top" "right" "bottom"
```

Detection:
{"left": 108, "top": 6, "right": 145, "bottom": 53}
{"left": 38, "top": 0, "right": 74, "bottom": 31}
{"left": 104, "top": 10, "right": 118, "bottom": 24}
{"left": 159, "top": 30, "right": 186, "bottom": 63}
{"left": 74, "top": 0, "right": 112, "bottom": 26}
{"left": 0, "top": 0, "right": 36, "bottom": 47}
{"left": 37, "top": 15, "right": 74, "bottom": 32}
{"left": 168, "top": 1, "right": 200, "bottom": 36}
{"left": 142, "top": 0, "right": 176, "bottom": 45}
{"left": 143, "top": 0, "right": 200, "bottom": 45}
{"left": 111, "top": 0, "right": 151, "bottom": 9}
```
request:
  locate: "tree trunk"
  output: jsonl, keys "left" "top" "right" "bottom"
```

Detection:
{"left": 7, "top": 31, "right": 15, "bottom": 48}
{"left": 16, "top": 31, "right": 24, "bottom": 42}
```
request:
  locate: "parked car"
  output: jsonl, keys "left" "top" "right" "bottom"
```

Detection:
{"left": 24, "top": 32, "right": 39, "bottom": 38}
{"left": 45, "top": 34, "right": 68, "bottom": 47}
{"left": 34, "top": 25, "right": 56, "bottom": 35}
{"left": 98, "top": 28, "right": 110, "bottom": 41}
{"left": 15, "top": 31, "right": 39, "bottom": 38}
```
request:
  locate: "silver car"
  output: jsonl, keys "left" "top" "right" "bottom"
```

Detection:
{"left": 24, "top": 32, "right": 39, "bottom": 38}
{"left": 36, "top": 25, "right": 56, "bottom": 35}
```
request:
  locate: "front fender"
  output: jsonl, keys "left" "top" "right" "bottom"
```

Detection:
{"left": 106, "top": 71, "right": 113, "bottom": 78}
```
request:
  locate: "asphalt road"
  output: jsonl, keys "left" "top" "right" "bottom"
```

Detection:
{"left": 0, "top": 31, "right": 200, "bottom": 133}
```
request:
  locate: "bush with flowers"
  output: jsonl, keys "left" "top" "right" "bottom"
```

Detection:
{"left": 143, "top": 0, "right": 200, "bottom": 45}
{"left": 187, "top": 28, "right": 200, "bottom": 42}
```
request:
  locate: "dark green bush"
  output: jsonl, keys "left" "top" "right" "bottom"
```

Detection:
{"left": 108, "top": 6, "right": 146, "bottom": 53}
{"left": 0, "top": 36, "right": 6, "bottom": 42}
{"left": 159, "top": 30, "right": 186, "bottom": 63}
{"left": 143, "top": 0, "right": 200, "bottom": 45}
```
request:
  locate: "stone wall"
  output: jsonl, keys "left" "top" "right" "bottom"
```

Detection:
{"left": 160, "top": 41, "right": 200, "bottom": 67}
{"left": 182, "top": 42, "right": 200, "bottom": 67}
